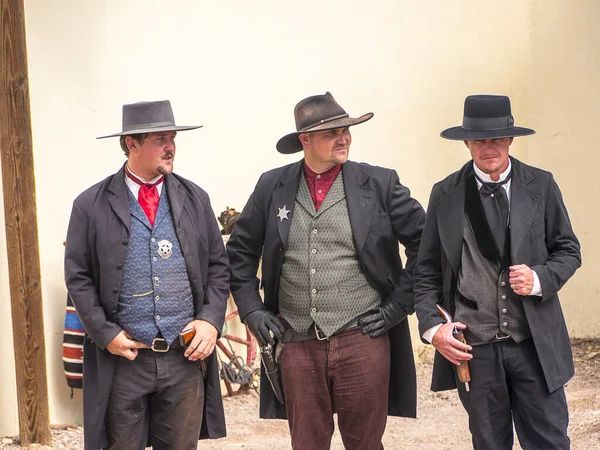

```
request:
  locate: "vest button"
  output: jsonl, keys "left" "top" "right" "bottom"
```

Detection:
{"left": 502, "top": 321, "right": 508, "bottom": 327}
{"left": 311, "top": 249, "right": 317, "bottom": 254}
{"left": 116, "top": 263, "right": 123, "bottom": 270}
{"left": 501, "top": 295, "right": 507, "bottom": 300}
{"left": 311, "top": 307, "right": 317, "bottom": 313}
{"left": 156, "top": 315, "right": 161, "bottom": 321}
{"left": 112, "top": 287, "right": 119, "bottom": 293}
{"left": 151, "top": 238, "right": 156, "bottom": 243}
{"left": 121, "top": 239, "right": 128, "bottom": 245}
{"left": 312, "top": 229, "right": 318, "bottom": 234}
{"left": 311, "top": 269, "right": 316, "bottom": 274}
{"left": 502, "top": 308, "right": 508, "bottom": 313}
{"left": 311, "top": 289, "right": 317, "bottom": 294}
{"left": 501, "top": 281, "right": 506, "bottom": 287}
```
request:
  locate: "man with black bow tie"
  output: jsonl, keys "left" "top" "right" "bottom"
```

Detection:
{"left": 64, "top": 100, "right": 228, "bottom": 450}
{"left": 414, "top": 95, "right": 581, "bottom": 449}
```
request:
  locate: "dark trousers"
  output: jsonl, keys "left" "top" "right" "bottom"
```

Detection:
{"left": 457, "top": 338, "right": 569, "bottom": 450}
{"left": 280, "top": 326, "right": 390, "bottom": 450}
{"left": 105, "top": 347, "right": 204, "bottom": 450}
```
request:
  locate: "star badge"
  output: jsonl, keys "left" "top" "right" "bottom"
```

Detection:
{"left": 277, "top": 205, "right": 290, "bottom": 222}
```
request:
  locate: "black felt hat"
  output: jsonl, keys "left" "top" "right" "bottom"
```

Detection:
{"left": 441, "top": 95, "right": 535, "bottom": 141}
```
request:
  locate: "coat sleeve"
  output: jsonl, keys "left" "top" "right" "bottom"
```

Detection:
{"left": 414, "top": 184, "right": 446, "bottom": 339}
{"left": 64, "top": 201, "right": 122, "bottom": 350}
{"left": 386, "top": 169, "right": 427, "bottom": 315}
{"left": 531, "top": 175, "right": 581, "bottom": 301}
{"left": 226, "top": 175, "right": 268, "bottom": 320}
{"left": 195, "top": 197, "right": 230, "bottom": 332}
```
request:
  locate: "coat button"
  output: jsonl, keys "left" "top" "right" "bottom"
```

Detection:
{"left": 112, "top": 287, "right": 119, "bottom": 293}
{"left": 122, "top": 239, "right": 129, "bottom": 245}
{"left": 116, "top": 263, "right": 123, "bottom": 269}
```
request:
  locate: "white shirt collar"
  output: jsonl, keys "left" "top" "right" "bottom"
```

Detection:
{"left": 124, "top": 164, "right": 164, "bottom": 197}
{"left": 473, "top": 159, "right": 512, "bottom": 183}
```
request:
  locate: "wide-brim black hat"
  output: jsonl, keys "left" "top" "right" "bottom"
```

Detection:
{"left": 97, "top": 100, "right": 202, "bottom": 139}
{"left": 276, "top": 92, "right": 373, "bottom": 154}
{"left": 441, "top": 95, "right": 535, "bottom": 141}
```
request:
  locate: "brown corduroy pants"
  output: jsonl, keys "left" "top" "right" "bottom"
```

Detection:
{"left": 280, "top": 326, "right": 390, "bottom": 450}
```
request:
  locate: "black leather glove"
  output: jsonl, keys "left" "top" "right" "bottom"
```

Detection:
{"left": 358, "top": 300, "right": 407, "bottom": 338}
{"left": 243, "top": 310, "right": 286, "bottom": 346}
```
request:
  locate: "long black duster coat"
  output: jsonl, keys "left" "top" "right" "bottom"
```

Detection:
{"left": 65, "top": 167, "right": 229, "bottom": 450}
{"left": 227, "top": 160, "right": 426, "bottom": 419}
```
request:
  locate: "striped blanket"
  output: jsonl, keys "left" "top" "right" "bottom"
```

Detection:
{"left": 63, "top": 294, "right": 84, "bottom": 389}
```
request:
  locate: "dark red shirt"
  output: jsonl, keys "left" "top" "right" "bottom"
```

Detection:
{"left": 303, "top": 162, "right": 342, "bottom": 211}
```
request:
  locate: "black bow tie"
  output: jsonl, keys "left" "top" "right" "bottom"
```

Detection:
{"left": 475, "top": 172, "right": 512, "bottom": 196}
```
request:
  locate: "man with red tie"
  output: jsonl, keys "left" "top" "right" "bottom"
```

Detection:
{"left": 64, "top": 100, "right": 229, "bottom": 450}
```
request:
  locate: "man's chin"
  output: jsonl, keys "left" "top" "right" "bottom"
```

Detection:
{"left": 157, "top": 164, "right": 173, "bottom": 175}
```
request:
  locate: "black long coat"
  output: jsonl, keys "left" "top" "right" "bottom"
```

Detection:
{"left": 64, "top": 167, "right": 229, "bottom": 450}
{"left": 226, "top": 160, "right": 426, "bottom": 419}
{"left": 414, "top": 157, "right": 581, "bottom": 393}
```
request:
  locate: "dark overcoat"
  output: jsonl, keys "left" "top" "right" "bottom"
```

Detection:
{"left": 414, "top": 157, "right": 581, "bottom": 393}
{"left": 64, "top": 166, "right": 229, "bottom": 450}
{"left": 226, "top": 160, "right": 426, "bottom": 419}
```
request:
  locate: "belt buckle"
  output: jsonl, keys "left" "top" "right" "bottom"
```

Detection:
{"left": 495, "top": 333, "right": 511, "bottom": 341}
{"left": 151, "top": 337, "right": 170, "bottom": 352}
{"left": 314, "top": 324, "right": 328, "bottom": 341}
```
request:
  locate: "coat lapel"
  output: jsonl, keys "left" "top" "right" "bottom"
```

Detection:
{"left": 343, "top": 162, "right": 374, "bottom": 254}
{"left": 509, "top": 158, "right": 539, "bottom": 260}
{"left": 436, "top": 184, "right": 465, "bottom": 277}
{"left": 272, "top": 161, "right": 303, "bottom": 248}
{"left": 108, "top": 167, "right": 131, "bottom": 231}
{"left": 165, "top": 174, "right": 185, "bottom": 227}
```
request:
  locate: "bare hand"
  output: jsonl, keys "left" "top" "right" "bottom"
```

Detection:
{"left": 106, "top": 330, "right": 148, "bottom": 360}
{"left": 183, "top": 320, "right": 218, "bottom": 361}
{"left": 509, "top": 264, "right": 534, "bottom": 296}
{"left": 432, "top": 322, "right": 473, "bottom": 366}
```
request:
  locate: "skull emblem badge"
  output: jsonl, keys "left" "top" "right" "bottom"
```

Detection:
{"left": 157, "top": 239, "right": 173, "bottom": 259}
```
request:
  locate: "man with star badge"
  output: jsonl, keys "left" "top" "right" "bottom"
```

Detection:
{"left": 64, "top": 100, "right": 228, "bottom": 449}
{"left": 227, "top": 92, "right": 426, "bottom": 449}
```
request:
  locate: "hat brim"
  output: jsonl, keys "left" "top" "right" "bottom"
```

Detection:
{"left": 96, "top": 125, "right": 202, "bottom": 139}
{"left": 440, "top": 126, "right": 535, "bottom": 141}
{"left": 276, "top": 113, "right": 374, "bottom": 154}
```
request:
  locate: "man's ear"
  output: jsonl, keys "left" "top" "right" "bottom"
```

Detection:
{"left": 125, "top": 136, "right": 138, "bottom": 152}
{"left": 298, "top": 133, "right": 310, "bottom": 147}
{"left": 463, "top": 140, "right": 471, "bottom": 150}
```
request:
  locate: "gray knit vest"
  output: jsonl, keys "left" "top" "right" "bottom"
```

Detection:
{"left": 278, "top": 172, "right": 381, "bottom": 337}
{"left": 117, "top": 188, "right": 195, "bottom": 346}
{"left": 456, "top": 214, "right": 531, "bottom": 344}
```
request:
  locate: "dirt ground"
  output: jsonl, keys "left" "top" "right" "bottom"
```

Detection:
{"left": 2, "top": 339, "right": 598, "bottom": 449}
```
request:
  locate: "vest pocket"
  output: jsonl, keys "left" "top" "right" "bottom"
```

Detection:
{"left": 337, "top": 274, "right": 372, "bottom": 293}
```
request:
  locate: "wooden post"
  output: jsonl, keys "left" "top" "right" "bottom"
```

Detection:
{"left": 0, "top": 0, "right": 52, "bottom": 446}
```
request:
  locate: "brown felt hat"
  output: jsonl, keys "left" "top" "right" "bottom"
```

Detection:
{"left": 97, "top": 100, "right": 202, "bottom": 139}
{"left": 276, "top": 92, "right": 373, "bottom": 154}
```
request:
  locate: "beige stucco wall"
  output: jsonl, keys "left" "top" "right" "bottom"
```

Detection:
{"left": 0, "top": 0, "right": 595, "bottom": 434}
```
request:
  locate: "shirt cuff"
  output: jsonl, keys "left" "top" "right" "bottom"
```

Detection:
{"left": 423, "top": 323, "right": 443, "bottom": 344}
{"left": 530, "top": 270, "right": 543, "bottom": 296}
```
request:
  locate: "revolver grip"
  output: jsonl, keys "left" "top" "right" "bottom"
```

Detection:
{"left": 452, "top": 328, "right": 471, "bottom": 383}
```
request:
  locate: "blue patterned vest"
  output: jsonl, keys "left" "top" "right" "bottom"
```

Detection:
{"left": 117, "top": 187, "right": 195, "bottom": 346}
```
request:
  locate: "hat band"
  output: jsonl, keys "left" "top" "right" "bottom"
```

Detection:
{"left": 462, "top": 115, "right": 514, "bottom": 131}
{"left": 300, "top": 113, "right": 349, "bottom": 132}
{"left": 122, "top": 121, "right": 176, "bottom": 132}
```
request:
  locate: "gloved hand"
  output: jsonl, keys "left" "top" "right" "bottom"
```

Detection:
{"left": 358, "top": 299, "right": 407, "bottom": 338}
{"left": 243, "top": 310, "right": 286, "bottom": 346}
